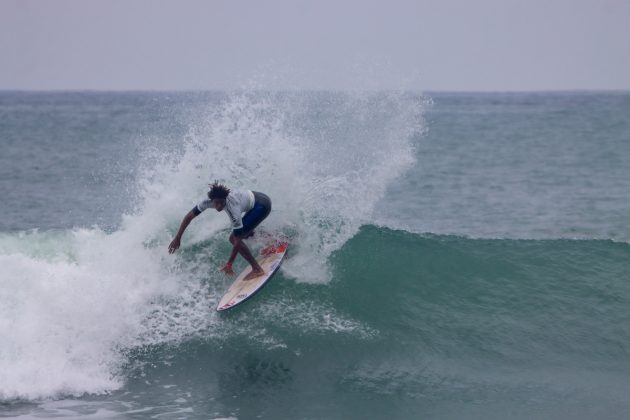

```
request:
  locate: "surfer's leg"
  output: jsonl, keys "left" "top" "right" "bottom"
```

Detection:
{"left": 229, "top": 233, "right": 265, "bottom": 279}
{"left": 231, "top": 192, "right": 271, "bottom": 280}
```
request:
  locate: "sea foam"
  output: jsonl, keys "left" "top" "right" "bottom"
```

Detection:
{"left": 0, "top": 90, "right": 426, "bottom": 400}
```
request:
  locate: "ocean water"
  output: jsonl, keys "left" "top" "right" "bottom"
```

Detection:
{"left": 0, "top": 90, "right": 629, "bottom": 419}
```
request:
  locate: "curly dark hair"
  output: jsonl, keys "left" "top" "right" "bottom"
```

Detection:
{"left": 208, "top": 181, "right": 230, "bottom": 200}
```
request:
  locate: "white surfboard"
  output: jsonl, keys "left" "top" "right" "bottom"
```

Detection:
{"left": 216, "top": 241, "right": 288, "bottom": 311}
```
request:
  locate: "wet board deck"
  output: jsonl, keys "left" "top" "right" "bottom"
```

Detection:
{"left": 216, "top": 242, "right": 288, "bottom": 311}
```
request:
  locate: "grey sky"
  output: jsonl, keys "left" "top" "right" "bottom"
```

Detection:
{"left": 1, "top": 0, "right": 629, "bottom": 91}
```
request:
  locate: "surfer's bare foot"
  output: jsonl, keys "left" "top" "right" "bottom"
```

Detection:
{"left": 244, "top": 268, "right": 265, "bottom": 280}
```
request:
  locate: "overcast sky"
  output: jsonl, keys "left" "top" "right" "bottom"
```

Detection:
{"left": 1, "top": 0, "right": 629, "bottom": 91}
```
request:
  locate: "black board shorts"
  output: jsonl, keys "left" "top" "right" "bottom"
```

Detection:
{"left": 235, "top": 191, "right": 271, "bottom": 237}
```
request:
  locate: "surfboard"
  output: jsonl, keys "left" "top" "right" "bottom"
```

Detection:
{"left": 216, "top": 241, "right": 288, "bottom": 311}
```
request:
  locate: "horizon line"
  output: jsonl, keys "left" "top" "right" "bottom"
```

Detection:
{"left": 1, "top": 88, "right": 629, "bottom": 94}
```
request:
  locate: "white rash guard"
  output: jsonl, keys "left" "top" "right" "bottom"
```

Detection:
{"left": 194, "top": 189, "right": 255, "bottom": 231}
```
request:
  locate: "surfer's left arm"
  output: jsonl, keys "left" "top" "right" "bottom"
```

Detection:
{"left": 168, "top": 210, "right": 197, "bottom": 254}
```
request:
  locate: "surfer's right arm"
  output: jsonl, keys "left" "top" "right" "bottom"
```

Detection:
{"left": 168, "top": 210, "right": 197, "bottom": 254}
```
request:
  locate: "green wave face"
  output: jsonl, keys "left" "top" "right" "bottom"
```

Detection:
{"left": 111, "top": 226, "right": 630, "bottom": 419}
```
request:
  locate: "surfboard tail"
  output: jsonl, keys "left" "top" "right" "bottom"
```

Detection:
{"left": 216, "top": 242, "right": 289, "bottom": 311}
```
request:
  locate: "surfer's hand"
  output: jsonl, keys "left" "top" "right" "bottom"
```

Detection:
{"left": 168, "top": 237, "right": 180, "bottom": 254}
{"left": 221, "top": 263, "right": 234, "bottom": 275}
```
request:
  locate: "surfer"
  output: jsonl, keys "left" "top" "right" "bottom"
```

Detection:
{"left": 168, "top": 182, "right": 272, "bottom": 280}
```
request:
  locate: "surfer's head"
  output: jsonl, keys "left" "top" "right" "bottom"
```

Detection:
{"left": 208, "top": 181, "right": 230, "bottom": 211}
